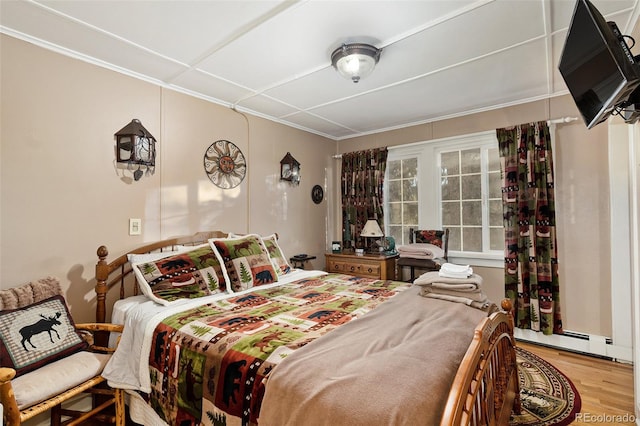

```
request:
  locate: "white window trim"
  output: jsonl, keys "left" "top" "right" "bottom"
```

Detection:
{"left": 387, "top": 130, "right": 503, "bottom": 268}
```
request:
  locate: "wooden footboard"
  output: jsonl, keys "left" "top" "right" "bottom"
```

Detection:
{"left": 440, "top": 299, "right": 520, "bottom": 426}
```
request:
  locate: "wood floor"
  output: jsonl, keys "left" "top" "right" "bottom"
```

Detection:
{"left": 517, "top": 341, "right": 635, "bottom": 425}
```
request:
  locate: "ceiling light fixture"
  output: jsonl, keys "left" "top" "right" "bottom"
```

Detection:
{"left": 331, "top": 43, "right": 381, "bottom": 83}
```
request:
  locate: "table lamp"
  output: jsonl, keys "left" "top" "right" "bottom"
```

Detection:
{"left": 361, "top": 219, "right": 384, "bottom": 253}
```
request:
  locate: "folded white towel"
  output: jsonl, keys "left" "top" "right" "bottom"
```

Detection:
{"left": 439, "top": 262, "right": 473, "bottom": 279}
{"left": 440, "top": 262, "right": 471, "bottom": 273}
{"left": 439, "top": 270, "right": 471, "bottom": 279}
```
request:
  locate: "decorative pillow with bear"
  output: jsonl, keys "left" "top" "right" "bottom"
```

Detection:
{"left": 0, "top": 295, "right": 88, "bottom": 377}
{"left": 132, "top": 243, "right": 229, "bottom": 305}
{"left": 227, "top": 233, "right": 293, "bottom": 277}
{"left": 261, "top": 234, "right": 293, "bottom": 276}
{"left": 209, "top": 234, "right": 278, "bottom": 292}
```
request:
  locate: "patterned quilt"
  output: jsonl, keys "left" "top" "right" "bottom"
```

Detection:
{"left": 146, "top": 273, "right": 411, "bottom": 425}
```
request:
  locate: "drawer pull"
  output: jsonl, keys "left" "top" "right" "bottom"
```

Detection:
{"left": 367, "top": 267, "right": 373, "bottom": 273}
{"left": 350, "top": 266, "right": 356, "bottom": 271}
{"left": 333, "top": 265, "right": 340, "bottom": 271}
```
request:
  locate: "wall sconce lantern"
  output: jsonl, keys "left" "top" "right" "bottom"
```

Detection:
{"left": 280, "top": 152, "right": 301, "bottom": 185}
{"left": 114, "top": 119, "right": 157, "bottom": 181}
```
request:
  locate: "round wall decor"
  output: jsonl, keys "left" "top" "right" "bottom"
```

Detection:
{"left": 203, "top": 140, "right": 247, "bottom": 189}
{"left": 311, "top": 185, "right": 324, "bottom": 204}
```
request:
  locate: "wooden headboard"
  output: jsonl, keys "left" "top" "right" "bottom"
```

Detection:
{"left": 94, "top": 231, "right": 228, "bottom": 324}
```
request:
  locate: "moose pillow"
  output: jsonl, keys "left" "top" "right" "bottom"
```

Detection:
{"left": 0, "top": 295, "right": 87, "bottom": 377}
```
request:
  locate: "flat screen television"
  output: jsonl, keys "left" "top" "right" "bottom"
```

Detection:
{"left": 558, "top": 0, "right": 640, "bottom": 129}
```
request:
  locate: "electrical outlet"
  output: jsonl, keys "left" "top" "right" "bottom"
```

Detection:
{"left": 129, "top": 218, "right": 142, "bottom": 235}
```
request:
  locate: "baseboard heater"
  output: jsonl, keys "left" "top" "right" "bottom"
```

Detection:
{"left": 561, "top": 330, "right": 613, "bottom": 344}
{"left": 514, "top": 328, "right": 630, "bottom": 363}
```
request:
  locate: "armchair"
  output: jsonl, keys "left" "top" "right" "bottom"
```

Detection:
{"left": 410, "top": 228, "right": 449, "bottom": 257}
{"left": 397, "top": 228, "right": 449, "bottom": 282}
{"left": 0, "top": 277, "right": 124, "bottom": 426}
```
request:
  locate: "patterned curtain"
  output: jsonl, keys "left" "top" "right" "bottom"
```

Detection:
{"left": 341, "top": 148, "right": 388, "bottom": 251}
{"left": 497, "top": 122, "right": 563, "bottom": 335}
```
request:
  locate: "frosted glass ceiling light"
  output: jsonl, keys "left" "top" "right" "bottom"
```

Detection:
{"left": 331, "top": 43, "right": 381, "bottom": 83}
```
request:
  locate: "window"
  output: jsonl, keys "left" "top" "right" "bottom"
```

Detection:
{"left": 439, "top": 146, "right": 502, "bottom": 253}
{"left": 385, "top": 131, "right": 503, "bottom": 266}
{"left": 386, "top": 157, "right": 418, "bottom": 245}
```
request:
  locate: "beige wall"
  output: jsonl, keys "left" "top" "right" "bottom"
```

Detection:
{"left": 1, "top": 34, "right": 335, "bottom": 323}
{"left": 337, "top": 96, "right": 614, "bottom": 337}
{"left": 1, "top": 33, "right": 618, "bottom": 338}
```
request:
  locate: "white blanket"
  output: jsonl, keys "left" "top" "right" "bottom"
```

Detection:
{"left": 414, "top": 271, "right": 483, "bottom": 288}
{"left": 102, "top": 269, "right": 327, "bottom": 393}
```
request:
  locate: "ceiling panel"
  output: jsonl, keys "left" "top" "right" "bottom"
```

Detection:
{"left": 196, "top": 0, "right": 494, "bottom": 91}
{"left": 261, "top": 67, "right": 365, "bottom": 111}
{"left": 169, "top": 69, "right": 253, "bottom": 106}
{"left": 235, "top": 94, "right": 301, "bottom": 119}
{"left": 310, "top": 39, "right": 550, "bottom": 132}
{"left": 2, "top": 0, "right": 640, "bottom": 140}
{"left": 38, "top": 0, "right": 289, "bottom": 64}
{"left": 281, "top": 111, "right": 356, "bottom": 139}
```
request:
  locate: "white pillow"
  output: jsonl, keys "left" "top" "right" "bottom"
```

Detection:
{"left": 127, "top": 245, "right": 191, "bottom": 264}
{"left": 261, "top": 234, "right": 293, "bottom": 276}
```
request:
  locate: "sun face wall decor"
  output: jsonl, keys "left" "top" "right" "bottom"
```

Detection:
{"left": 203, "top": 140, "right": 247, "bottom": 189}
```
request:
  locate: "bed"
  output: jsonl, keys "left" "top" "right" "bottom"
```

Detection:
{"left": 94, "top": 231, "right": 520, "bottom": 426}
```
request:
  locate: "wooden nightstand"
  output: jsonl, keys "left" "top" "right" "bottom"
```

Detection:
{"left": 290, "top": 255, "right": 317, "bottom": 269}
{"left": 325, "top": 252, "right": 398, "bottom": 280}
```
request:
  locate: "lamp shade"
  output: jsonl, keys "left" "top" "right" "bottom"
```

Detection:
{"left": 361, "top": 219, "right": 384, "bottom": 237}
{"left": 331, "top": 43, "right": 381, "bottom": 83}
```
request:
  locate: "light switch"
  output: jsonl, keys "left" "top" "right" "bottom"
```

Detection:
{"left": 129, "top": 218, "right": 142, "bottom": 235}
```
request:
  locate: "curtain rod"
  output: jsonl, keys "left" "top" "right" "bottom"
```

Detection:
{"left": 332, "top": 116, "right": 578, "bottom": 160}
{"left": 547, "top": 116, "right": 578, "bottom": 125}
